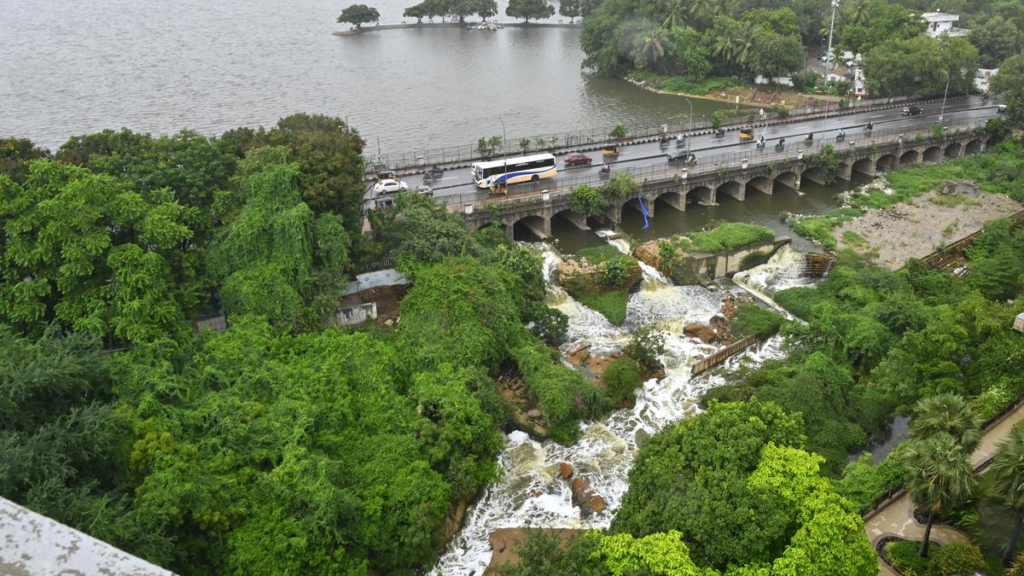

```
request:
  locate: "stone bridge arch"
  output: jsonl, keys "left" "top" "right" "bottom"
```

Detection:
{"left": 774, "top": 170, "right": 800, "bottom": 191}
{"left": 716, "top": 180, "right": 744, "bottom": 201}
{"left": 552, "top": 208, "right": 590, "bottom": 231}
{"left": 746, "top": 175, "right": 772, "bottom": 195}
{"left": 687, "top": 185, "right": 714, "bottom": 206}
{"left": 899, "top": 149, "right": 919, "bottom": 166}
{"left": 801, "top": 166, "right": 828, "bottom": 186}
{"left": 944, "top": 142, "right": 961, "bottom": 158}
{"left": 852, "top": 157, "right": 874, "bottom": 177}
{"left": 511, "top": 214, "right": 550, "bottom": 241}
{"left": 875, "top": 153, "right": 897, "bottom": 173}
{"left": 654, "top": 190, "right": 686, "bottom": 212}
{"left": 964, "top": 139, "right": 983, "bottom": 155}
{"left": 922, "top": 146, "right": 942, "bottom": 163}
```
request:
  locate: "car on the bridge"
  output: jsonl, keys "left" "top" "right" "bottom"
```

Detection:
{"left": 666, "top": 148, "right": 696, "bottom": 163}
{"left": 564, "top": 153, "right": 593, "bottom": 167}
{"left": 413, "top": 185, "right": 434, "bottom": 197}
{"left": 902, "top": 105, "right": 923, "bottom": 116}
{"left": 373, "top": 178, "right": 408, "bottom": 195}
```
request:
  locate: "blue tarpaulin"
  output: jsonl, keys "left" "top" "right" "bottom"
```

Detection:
{"left": 638, "top": 195, "right": 650, "bottom": 230}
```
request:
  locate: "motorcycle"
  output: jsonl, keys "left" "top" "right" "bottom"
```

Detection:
{"left": 836, "top": 131, "right": 845, "bottom": 142}
{"left": 805, "top": 133, "right": 814, "bottom": 142}
{"left": 865, "top": 123, "right": 873, "bottom": 132}
{"left": 599, "top": 164, "right": 611, "bottom": 178}
{"left": 755, "top": 138, "right": 766, "bottom": 149}
{"left": 775, "top": 138, "right": 786, "bottom": 152}
{"left": 714, "top": 128, "right": 726, "bottom": 138}
{"left": 422, "top": 164, "right": 444, "bottom": 184}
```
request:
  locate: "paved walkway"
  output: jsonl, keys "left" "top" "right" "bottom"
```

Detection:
{"left": 863, "top": 400, "right": 1024, "bottom": 575}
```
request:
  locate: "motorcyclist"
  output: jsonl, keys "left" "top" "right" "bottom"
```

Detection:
{"left": 866, "top": 122, "right": 873, "bottom": 131}
{"left": 600, "top": 164, "right": 611, "bottom": 174}
{"left": 838, "top": 129, "right": 846, "bottom": 140}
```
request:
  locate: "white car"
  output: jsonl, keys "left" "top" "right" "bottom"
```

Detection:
{"left": 373, "top": 179, "right": 408, "bottom": 195}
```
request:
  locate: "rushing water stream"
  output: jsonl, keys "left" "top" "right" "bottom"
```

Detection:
{"left": 433, "top": 241, "right": 796, "bottom": 575}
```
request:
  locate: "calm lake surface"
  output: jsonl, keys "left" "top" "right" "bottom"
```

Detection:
{"left": 0, "top": 0, "right": 734, "bottom": 154}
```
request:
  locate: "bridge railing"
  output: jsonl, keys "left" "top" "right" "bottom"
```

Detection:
{"left": 367, "top": 96, "right": 963, "bottom": 173}
{"left": 446, "top": 116, "right": 988, "bottom": 209}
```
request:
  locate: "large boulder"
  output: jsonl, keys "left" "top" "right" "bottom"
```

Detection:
{"left": 634, "top": 240, "right": 662, "bottom": 270}
{"left": 684, "top": 323, "right": 716, "bottom": 343}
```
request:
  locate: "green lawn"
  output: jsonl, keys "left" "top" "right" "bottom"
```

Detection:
{"left": 575, "top": 289, "right": 629, "bottom": 326}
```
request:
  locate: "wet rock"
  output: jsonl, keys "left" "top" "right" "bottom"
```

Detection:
{"left": 383, "top": 318, "right": 394, "bottom": 327}
{"left": 443, "top": 497, "right": 469, "bottom": 542}
{"left": 634, "top": 240, "right": 662, "bottom": 270}
{"left": 566, "top": 344, "right": 590, "bottom": 366}
{"left": 532, "top": 489, "right": 544, "bottom": 497}
{"left": 587, "top": 493, "right": 608, "bottom": 513}
{"left": 586, "top": 355, "right": 616, "bottom": 377}
{"left": 527, "top": 409, "right": 542, "bottom": 419}
{"left": 571, "top": 477, "right": 590, "bottom": 504}
{"left": 683, "top": 323, "right": 716, "bottom": 343}
{"left": 559, "top": 462, "right": 573, "bottom": 479}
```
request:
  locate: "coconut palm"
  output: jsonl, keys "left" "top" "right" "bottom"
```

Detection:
{"left": 711, "top": 33, "right": 737, "bottom": 66}
{"left": 662, "top": 0, "right": 686, "bottom": 29}
{"left": 686, "top": 0, "right": 721, "bottom": 25}
{"left": 904, "top": 432, "right": 978, "bottom": 557}
{"left": 991, "top": 424, "right": 1024, "bottom": 566}
{"left": 910, "top": 393, "right": 982, "bottom": 452}
{"left": 639, "top": 32, "right": 667, "bottom": 71}
{"left": 848, "top": 0, "right": 870, "bottom": 27}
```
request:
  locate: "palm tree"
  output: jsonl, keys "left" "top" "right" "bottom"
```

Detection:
{"left": 848, "top": 0, "right": 870, "bottom": 27}
{"left": 733, "top": 25, "right": 754, "bottom": 67}
{"left": 639, "top": 32, "right": 667, "bottom": 71}
{"left": 711, "top": 33, "right": 737, "bottom": 67}
{"left": 904, "top": 433, "right": 978, "bottom": 557}
{"left": 662, "top": 0, "right": 685, "bottom": 29}
{"left": 910, "top": 394, "right": 982, "bottom": 452}
{"left": 686, "top": 0, "right": 721, "bottom": 26}
{"left": 991, "top": 424, "right": 1024, "bottom": 566}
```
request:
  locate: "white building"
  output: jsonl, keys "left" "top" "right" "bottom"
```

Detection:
{"left": 922, "top": 11, "right": 969, "bottom": 38}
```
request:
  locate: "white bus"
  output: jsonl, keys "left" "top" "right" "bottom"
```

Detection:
{"left": 471, "top": 153, "right": 557, "bottom": 189}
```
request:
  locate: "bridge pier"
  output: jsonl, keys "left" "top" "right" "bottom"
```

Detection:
{"left": 658, "top": 192, "right": 686, "bottom": 211}
{"left": 520, "top": 216, "right": 551, "bottom": 240}
{"left": 746, "top": 176, "right": 773, "bottom": 195}
{"left": 837, "top": 162, "right": 852, "bottom": 181}
{"left": 605, "top": 203, "right": 622, "bottom": 226}
{"left": 558, "top": 211, "right": 590, "bottom": 231}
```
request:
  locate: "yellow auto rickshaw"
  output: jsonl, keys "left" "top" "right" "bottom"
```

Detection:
{"left": 739, "top": 127, "right": 755, "bottom": 141}
{"left": 377, "top": 169, "right": 398, "bottom": 182}
{"left": 602, "top": 144, "right": 620, "bottom": 156}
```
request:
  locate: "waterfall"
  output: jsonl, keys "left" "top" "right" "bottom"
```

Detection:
{"left": 596, "top": 229, "right": 671, "bottom": 290}
{"left": 731, "top": 245, "right": 812, "bottom": 316}
{"left": 431, "top": 243, "right": 783, "bottom": 575}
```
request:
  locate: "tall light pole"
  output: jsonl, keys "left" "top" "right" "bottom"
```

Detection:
{"left": 683, "top": 98, "right": 693, "bottom": 132}
{"left": 939, "top": 69, "right": 950, "bottom": 123}
{"left": 826, "top": 0, "right": 840, "bottom": 72}
{"left": 499, "top": 118, "right": 507, "bottom": 190}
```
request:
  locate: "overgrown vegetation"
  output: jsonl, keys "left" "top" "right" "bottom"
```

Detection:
{"left": 790, "top": 208, "right": 862, "bottom": 251}
{"left": 563, "top": 245, "right": 640, "bottom": 325}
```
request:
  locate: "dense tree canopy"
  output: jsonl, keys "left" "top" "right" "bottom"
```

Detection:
{"left": 505, "top": 0, "right": 555, "bottom": 22}
{"left": 337, "top": 4, "right": 381, "bottom": 27}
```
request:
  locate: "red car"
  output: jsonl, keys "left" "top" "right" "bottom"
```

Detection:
{"left": 564, "top": 153, "right": 592, "bottom": 167}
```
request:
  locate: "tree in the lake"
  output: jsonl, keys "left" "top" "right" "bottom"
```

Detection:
{"left": 403, "top": 3, "right": 426, "bottom": 22}
{"left": 903, "top": 433, "right": 977, "bottom": 557}
{"left": 505, "top": 0, "right": 554, "bottom": 23}
{"left": 337, "top": 4, "right": 380, "bottom": 28}
{"left": 909, "top": 393, "right": 981, "bottom": 452}
{"left": 559, "top": 0, "right": 581, "bottom": 22}
{"left": 990, "top": 424, "right": 1024, "bottom": 566}
{"left": 0, "top": 161, "right": 199, "bottom": 345}
{"left": 992, "top": 54, "right": 1024, "bottom": 125}
{"left": 568, "top": 184, "right": 606, "bottom": 217}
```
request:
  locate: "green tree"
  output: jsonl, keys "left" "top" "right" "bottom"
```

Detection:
{"left": 208, "top": 147, "right": 350, "bottom": 328}
{"left": 686, "top": 0, "right": 723, "bottom": 28}
{"left": 636, "top": 29, "right": 669, "bottom": 72}
{"left": 0, "top": 138, "right": 51, "bottom": 185}
{"left": 748, "top": 30, "right": 805, "bottom": 80}
{"left": 448, "top": 0, "right": 479, "bottom": 22}
{"left": 903, "top": 433, "right": 978, "bottom": 557}
{"left": 609, "top": 123, "right": 628, "bottom": 140}
{"left": 559, "top": 0, "right": 581, "bottom": 22}
{"left": 0, "top": 161, "right": 198, "bottom": 345}
{"left": 337, "top": 4, "right": 381, "bottom": 27}
{"left": 992, "top": 54, "right": 1024, "bottom": 124}
{"left": 505, "top": 0, "right": 554, "bottom": 22}
{"left": 969, "top": 16, "right": 1021, "bottom": 69}
{"left": 475, "top": 0, "right": 498, "bottom": 19}
{"left": 604, "top": 171, "right": 639, "bottom": 199}
{"left": 404, "top": 3, "right": 426, "bottom": 22}
{"left": 569, "top": 183, "right": 607, "bottom": 216}
{"left": 990, "top": 424, "right": 1024, "bottom": 566}
{"left": 909, "top": 393, "right": 981, "bottom": 452}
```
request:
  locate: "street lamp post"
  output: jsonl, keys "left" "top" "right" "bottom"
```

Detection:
{"left": 499, "top": 118, "right": 507, "bottom": 190}
{"left": 826, "top": 0, "right": 840, "bottom": 72}
{"left": 939, "top": 70, "right": 950, "bottom": 123}
{"left": 683, "top": 98, "right": 693, "bottom": 132}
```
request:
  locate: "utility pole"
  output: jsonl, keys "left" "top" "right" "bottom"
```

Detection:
{"left": 826, "top": 0, "right": 839, "bottom": 72}
{"left": 684, "top": 98, "right": 693, "bottom": 132}
{"left": 500, "top": 118, "right": 508, "bottom": 192}
{"left": 939, "top": 69, "right": 950, "bottom": 123}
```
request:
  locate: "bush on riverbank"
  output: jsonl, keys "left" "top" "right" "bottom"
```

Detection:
{"left": 560, "top": 246, "right": 641, "bottom": 325}
{"left": 729, "top": 304, "right": 784, "bottom": 338}
{"left": 602, "top": 357, "right": 643, "bottom": 404}
{"left": 789, "top": 208, "right": 862, "bottom": 251}
{"left": 628, "top": 71, "right": 743, "bottom": 97}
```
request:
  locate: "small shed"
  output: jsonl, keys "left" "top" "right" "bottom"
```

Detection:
{"left": 1015, "top": 312, "right": 1024, "bottom": 333}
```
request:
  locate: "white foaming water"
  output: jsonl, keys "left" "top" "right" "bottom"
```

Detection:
{"left": 731, "top": 245, "right": 812, "bottom": 316}
{"left": 432, "top": 244, "right": 772, "bottom": 576}
{"left": 597, "top": 229, "right": 672, "bottom": 290}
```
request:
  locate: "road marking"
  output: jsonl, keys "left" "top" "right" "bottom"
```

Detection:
{"left": 869, "top": 114, "right": 887, "bottom": 118}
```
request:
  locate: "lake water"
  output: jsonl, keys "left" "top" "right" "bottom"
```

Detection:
{"left": 0, "top": 0, "right": 734, "bottom": 154}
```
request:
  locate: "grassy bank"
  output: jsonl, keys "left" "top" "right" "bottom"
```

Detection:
{"left": 565, "top": 245, "right": 639, "bottom": 325}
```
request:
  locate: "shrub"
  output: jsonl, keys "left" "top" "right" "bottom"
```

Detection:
{"left": 602, "top": 357, "right": 643, "bottom": 404}
{"left": 511, "top": 340, "right": 607, "bottom": 435}
{"left": 524, "top": 301, "right": 568, "bottom": 346}
{"left": 678, "top": 222, "right": 776, "bottom": 253}
{"left": 842, "top": 230, "right": 868, "bottom": 247}
{"left": 929, "top": 543, "right": 985, "bottom": 576}
{"left": 730, "top": 305, "right": 784, "bottom": 338}
{"left": 597, "top": 259, "right": 629, "bottom": 288}
{"left": 568, "top": 184, "right": 606, "bottom": 217}
{"left": 626, "top": 324, "right": 666, "bottom": 371}
{"left": 604, "top": 171, "right": 640, "bottom": 199}
{"left": 885, "top": 540, "right": 931, "bottom": 576}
